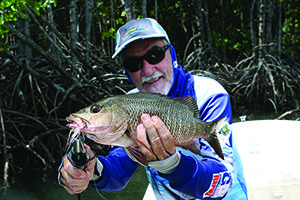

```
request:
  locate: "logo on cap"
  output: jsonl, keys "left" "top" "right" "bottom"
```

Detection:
{"left": 125, "top": 27, "right": 137, "bottom": 36}
{"left": 122, "top": 25, "right": 146, "bottom": 39}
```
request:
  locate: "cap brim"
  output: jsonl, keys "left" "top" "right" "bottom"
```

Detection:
{"left": 112, "top": 34, "right": 169, "bottom": 58}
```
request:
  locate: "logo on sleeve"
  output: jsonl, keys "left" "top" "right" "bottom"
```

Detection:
{"left": 203, "top": 172, "right": 233, "bottom": 198}
{"left": 220, "top": 123, "right": 230, "bottom": 136}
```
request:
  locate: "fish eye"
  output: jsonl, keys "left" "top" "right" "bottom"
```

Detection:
{"left": 90, "top": 105, "right": 102, "bottom": 113}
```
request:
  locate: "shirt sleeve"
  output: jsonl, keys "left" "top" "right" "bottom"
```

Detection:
{"left": 89, "top": 146, "right": 138, "bottom": 192}
{"left": 160, "top": 78, "right": 235, "bottom": 199}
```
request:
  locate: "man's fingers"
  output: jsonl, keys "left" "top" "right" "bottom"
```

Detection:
{"left": 61, "top": 178, "right": 87, "bottom": 194}
{"left": 152, "top": 116, "right": 176, "bottom": 155}
{"left": 59, "top": 144, "right": 96, "bottom": 195}
{"left": 60, "top": 166, "right": 87, "bottom": 194}
{"left": 63, "top": 156, "right": 85, "bottom": 179}
{"left": 84, "top": 144, "right": 95, "bottom": 158}
{"left": 140, "top": 114, "right": 170, "bottom": 160}
{"left": 60, "top": 173, "right": 81, "bottom": 195}
{"left": 136, "top": 123, "right": 157, "bottom": 161}
{"left": 84, "top": 144, "right": 96, "bottom": 173}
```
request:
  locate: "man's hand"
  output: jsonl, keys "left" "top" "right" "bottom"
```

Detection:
{"left": 59, "top": 144, "right": 96, "bottom": 194}
{"left": 137, "top": 114, "right": 176, "bottom": 161}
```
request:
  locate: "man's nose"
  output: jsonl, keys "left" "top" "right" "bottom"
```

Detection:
{"left": 141, "top": 60, "right": 155, "bottom": 76}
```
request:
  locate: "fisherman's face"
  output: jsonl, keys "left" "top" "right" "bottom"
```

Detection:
{"left": 121, "top": 38, "right": 173, "bottom": 95}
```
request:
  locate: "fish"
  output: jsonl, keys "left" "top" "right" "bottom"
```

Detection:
{"left": 66, "top": 93, "right": 225, "bottom": 165}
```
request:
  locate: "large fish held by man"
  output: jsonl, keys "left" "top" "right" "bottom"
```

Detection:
{"left": 66, "top": 93, "right": 225, "bottom": 165}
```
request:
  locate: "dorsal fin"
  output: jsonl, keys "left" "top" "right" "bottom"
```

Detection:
{"left": 176, "top": 96, "right": 199, "bottom": 118}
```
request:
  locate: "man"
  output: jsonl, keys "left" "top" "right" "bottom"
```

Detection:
{"left": 59, "top": 18, "right": 248, "bottom": 199}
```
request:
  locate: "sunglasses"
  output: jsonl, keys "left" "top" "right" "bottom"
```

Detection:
{"left": 122, "top": 45, "right": 169, "bottom": 72}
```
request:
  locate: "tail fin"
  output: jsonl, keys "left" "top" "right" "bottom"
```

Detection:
{"left": 208, "top": 117, "right": 226, "bottom": 160}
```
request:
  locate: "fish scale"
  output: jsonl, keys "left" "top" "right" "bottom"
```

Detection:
{"left": 119, "top": 94, "right": 197, "bottom": 135}
{"left": 66, "top": 93, "right": 225, "bottom": 165}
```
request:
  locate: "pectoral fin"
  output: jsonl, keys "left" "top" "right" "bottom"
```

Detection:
{"left": 125, "top": 145, "right": 148, "bottom": 166}
{"left": 124, "top": 132, "right": 156, "bottom": 166}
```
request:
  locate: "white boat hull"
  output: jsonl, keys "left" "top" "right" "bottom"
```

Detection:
{"left": 143, "top": 120, "right": 300, "bottom": 200}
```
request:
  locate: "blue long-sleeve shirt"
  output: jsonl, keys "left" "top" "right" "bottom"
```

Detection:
{"left": 90, "top": 75, "right": 248, "bottom": 199}
{"left": 90, "top": 44, "right": 248, "bottom": 199}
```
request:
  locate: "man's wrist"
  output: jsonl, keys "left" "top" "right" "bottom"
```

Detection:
{"left": 91, "top": 158, "right": 103, "bottom": 181}
{"left": 148, "top": 150, "right": 181, "bottom": 174}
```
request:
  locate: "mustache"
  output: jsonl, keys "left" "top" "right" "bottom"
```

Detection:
{"left": 141, "top": 72, "right": 165, "bottom": 84}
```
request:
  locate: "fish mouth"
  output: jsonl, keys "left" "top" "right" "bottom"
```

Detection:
{"left": 66, "top": 115, "right": 89, "bottom": 130}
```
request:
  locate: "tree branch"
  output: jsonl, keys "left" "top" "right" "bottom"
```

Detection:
{"left": 7, "top": 24, "right": 81, "bottom": 87}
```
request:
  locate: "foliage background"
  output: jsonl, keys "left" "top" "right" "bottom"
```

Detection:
{"left": 1, "top": 0, "right": 300, "bottom": 186}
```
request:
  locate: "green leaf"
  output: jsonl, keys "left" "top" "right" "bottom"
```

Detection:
{"left": 19, "top": 12, "right": 27, "bottom": 19}
{"left": 3, "top": 0, "right": 13, "bottom": 8}
{"left": 233, "top": 43, "right": 241, "bottom": 49}
{"left": 121, "top": 11, "right": 126, "bottom": 17}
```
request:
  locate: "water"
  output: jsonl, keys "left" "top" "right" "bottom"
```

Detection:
{"left": 2, "top": 165, "right": 148, "bottom": 200}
